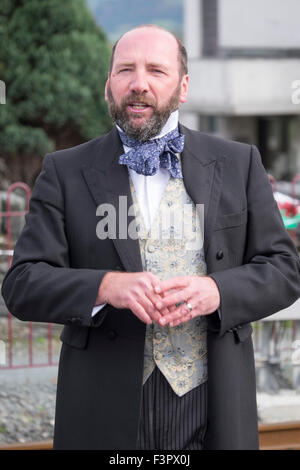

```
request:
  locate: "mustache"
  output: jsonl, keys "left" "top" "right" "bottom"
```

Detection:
{"left": 122, "top": 93, "right": 156, "bottom": 107}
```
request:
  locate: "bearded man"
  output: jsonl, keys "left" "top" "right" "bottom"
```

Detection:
{"left": 2, "top": 25, "right": 300, "bottom": 450}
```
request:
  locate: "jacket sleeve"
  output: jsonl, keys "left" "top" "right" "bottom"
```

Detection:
{"left": 209, "top": 145, "right": 300, "bottom": 337}
{"left": 1, "top": 153, "right": 109, "bottom": 328}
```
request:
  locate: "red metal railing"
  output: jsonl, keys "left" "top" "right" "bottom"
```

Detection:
{"left": 291, "top": 173, "right": 300, "bottom": 245}
{"left": 253, "top": 175, "right": 300, "bottom": 376}
{"left": 269, "top": 172, "right": 300, "bottom": 246}
{"left": 0, "top": 182, "right": 58, "bottom": 369}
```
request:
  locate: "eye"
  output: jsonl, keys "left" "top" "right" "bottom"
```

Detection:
{"left": 117, "top": 67, "right": 133, "bottom": 73}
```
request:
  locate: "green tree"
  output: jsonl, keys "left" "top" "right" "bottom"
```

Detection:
{"left": 0, "top": 0, "right": 112, "bottom": 184}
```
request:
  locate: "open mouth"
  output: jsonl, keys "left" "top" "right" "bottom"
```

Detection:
{"left": 127, "top": 102, "right": 151, "bottom": 112}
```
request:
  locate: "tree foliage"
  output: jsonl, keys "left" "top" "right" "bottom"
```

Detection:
{"left": 0, "top": 0, "right": 112, "bottom": 163}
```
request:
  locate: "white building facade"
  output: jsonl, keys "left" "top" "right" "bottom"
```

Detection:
{"left": 181, "top": 0, "right": 300, "bottom": 181}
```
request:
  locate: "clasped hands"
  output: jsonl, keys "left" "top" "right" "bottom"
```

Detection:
{"left": 97, "top": 271, "right": 221, "bottom": 327}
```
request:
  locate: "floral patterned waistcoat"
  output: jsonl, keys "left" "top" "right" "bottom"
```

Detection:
{"left": 129, "top": 164, "right": 208, "bottom": 397}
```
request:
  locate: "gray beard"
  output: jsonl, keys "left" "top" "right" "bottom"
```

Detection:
{"left": 107, "top": 86, "right": 180, "bottom": 142}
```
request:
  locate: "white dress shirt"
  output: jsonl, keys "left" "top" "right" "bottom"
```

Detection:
{"left": 92, "top": 111, "right": 179, "bottom": 316}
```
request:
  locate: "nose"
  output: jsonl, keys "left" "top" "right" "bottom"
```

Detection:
{"left": 129, "top": 70, "right": 149, "bottom": 94}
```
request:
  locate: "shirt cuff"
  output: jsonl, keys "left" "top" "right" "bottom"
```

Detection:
{"left": 91, "top": 303, "right": 107, "bottom": 317}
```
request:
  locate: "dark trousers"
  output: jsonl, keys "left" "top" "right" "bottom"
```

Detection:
{"left": 136, "top": 366, "right": 207, "bottom": 450}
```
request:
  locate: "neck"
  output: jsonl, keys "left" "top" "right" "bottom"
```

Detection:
{"left": 152, "top": 110, "right": 179, "bottom": 139}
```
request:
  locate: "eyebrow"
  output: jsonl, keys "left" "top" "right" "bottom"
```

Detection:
{"left": 147, "top": 63, "right": 168, "bottom": 70}
{"left": 115, "top": 62, "right": 169, "bottom": 70}
{"left": 115, "top": 62, "right": 134, "bottom": 68}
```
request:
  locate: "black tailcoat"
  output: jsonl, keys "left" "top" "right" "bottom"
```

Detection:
{"left": 2, "top": 125, "right": 300, "bottom": 449}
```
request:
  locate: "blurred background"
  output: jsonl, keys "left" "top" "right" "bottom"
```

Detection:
{"left": 0, "top": 0, "right": 300, "bottom": 450}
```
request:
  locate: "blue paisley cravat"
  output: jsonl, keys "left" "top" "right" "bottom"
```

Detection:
{"left": 118, "top": 128, "right": 184, "bottom": 178}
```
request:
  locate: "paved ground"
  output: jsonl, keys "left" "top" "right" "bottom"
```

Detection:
{"left": 1, "top": 365, "right": 300, "bottom": 445}
{"left": 0, "top": 317, "right": 61, "bottom": 445}
{"left": 0, "top": 367, "right": 58, "bottom": 444}
{"left": 1, "top": 318, "right": 300, "bottom": 445}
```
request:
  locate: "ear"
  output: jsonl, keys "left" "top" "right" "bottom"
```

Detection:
{"left": 104, "top": 79, "right": 109, "bottom": 102}
{"left": 179, "top": 74, "right": 189, "bottom": 104}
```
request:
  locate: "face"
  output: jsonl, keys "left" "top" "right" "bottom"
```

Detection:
{"left": 105, "top": 27, "right": 188, "bottom": 141}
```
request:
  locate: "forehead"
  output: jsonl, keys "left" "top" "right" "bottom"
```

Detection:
{"left": 113, "top": 28, "right": 179, "bottom": 68}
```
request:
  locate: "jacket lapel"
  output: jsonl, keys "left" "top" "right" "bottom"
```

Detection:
{"left": 81, "top": 124, "right": 225, "bottom": 272}
{"left": 82, "top": 127, "right": 143, "bottom": 273}
{"left": 179, "top": 124, "right": 225, "bottom": 256}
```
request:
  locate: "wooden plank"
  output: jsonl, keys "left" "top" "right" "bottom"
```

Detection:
{"left": 0, "top": 440, "right": 53, "bottom": 450}
{"left": 259, "top": 421, "right": 300, "bottom": 450}
{"left": 0, "top": 422, "right": 300, "bottom": 450}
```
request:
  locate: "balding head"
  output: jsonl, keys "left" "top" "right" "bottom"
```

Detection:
{"left": 109, "top": 25, "right": 188, "bottom": 78}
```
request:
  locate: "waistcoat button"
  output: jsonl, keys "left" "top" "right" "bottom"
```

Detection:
{"left": 216, "top": 250, "right": 224, "bottom": 260}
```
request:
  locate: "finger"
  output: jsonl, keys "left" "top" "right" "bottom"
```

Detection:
{"left": 130, "top": 300, "right": 153, "bottom": 325}
{"left": 170, "top": 314, "right": 192, "bottom": 327}
{"left": 145, "top": 284, "right": 168, "bottom": 317}
{"left": 133, "top": 277, "right": 173, "bottom": 323}
{"left": 159, "top": 290, "right": 173, "bottom": 317}
{"left": 171, "top": 307, "right": 194, "bottom": 326}
{"left": 163, "top": 294, "right": 177, "bottom": 313}
{"left": 158, "top": 302, "right": 190, "bottom": 326}
{"left": 159, "top": 298, "right": 184, "bottom": 319}
{"left": 155, "top": 288, "right": 184, "bottom": 315}
{"left": 145, "top": 283, "right": 172, "bottom": 318}
{"left": 134, "top": 277, "right": 164, "bottom": 321}
{"left": 154, "top": 276, "right": 190, "bottom": 295}
{"left": 140, "top": 292, "right": 163, "bottom": 322}
{"left": 155, "top": 288, "right": 190, "bottom": 310}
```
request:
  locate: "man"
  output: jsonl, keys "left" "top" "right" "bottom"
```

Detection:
{"left": 2, "top": 25, "right": 300, "bottom": 450}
